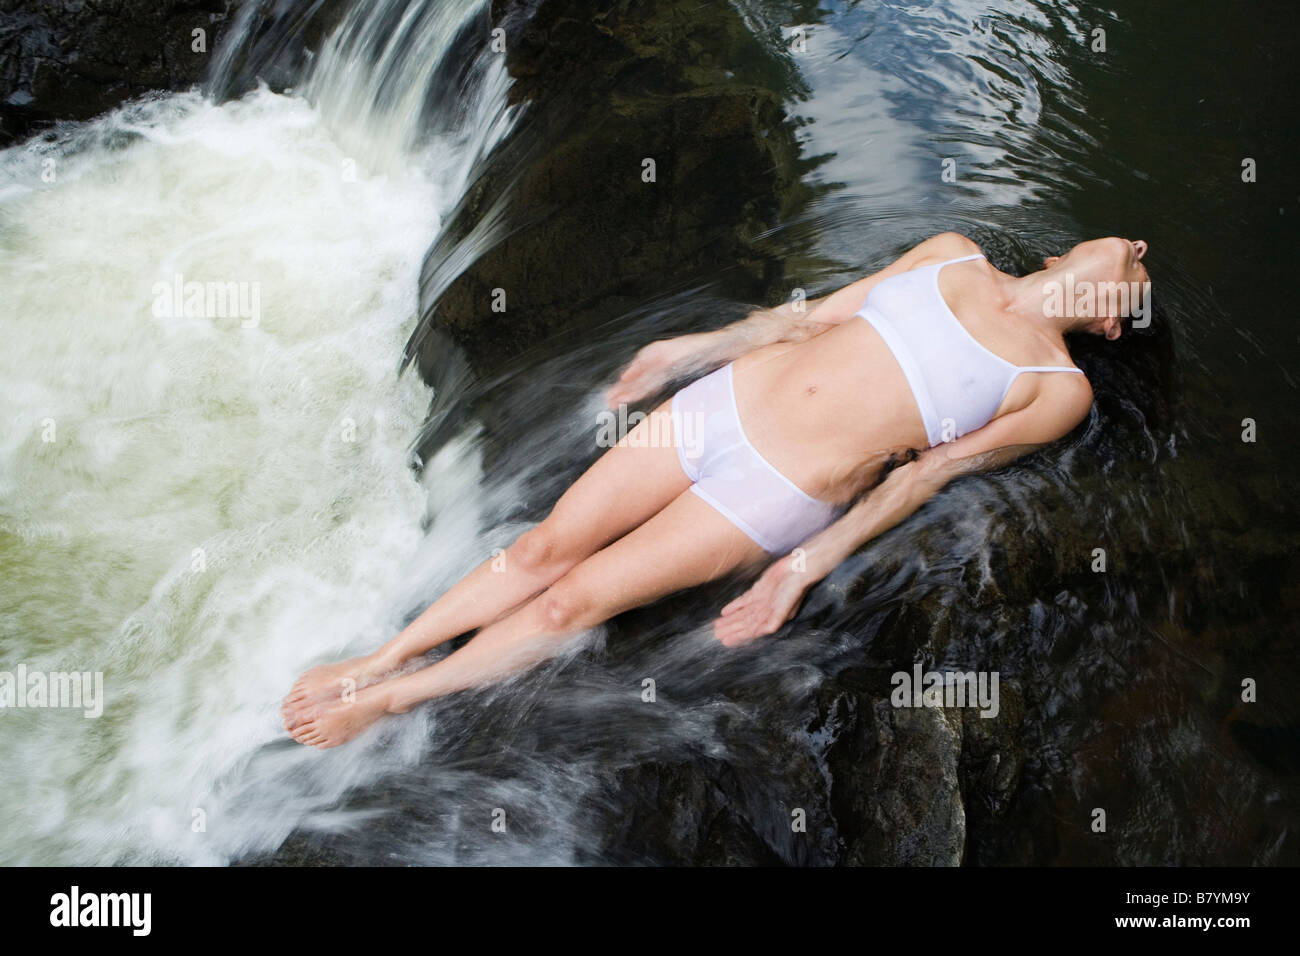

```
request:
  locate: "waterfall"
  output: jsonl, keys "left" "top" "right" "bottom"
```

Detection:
{"left": 0, "top": 0, "right": 520, "bottom": 864}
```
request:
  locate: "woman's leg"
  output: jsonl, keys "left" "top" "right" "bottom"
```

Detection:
{"left": 283, "top": 400, "right": 692, "bottom": 714}
{"left": 288, "top": 487, "right": 767, "bottom": 747}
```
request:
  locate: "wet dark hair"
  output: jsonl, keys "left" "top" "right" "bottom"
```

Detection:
{"left": 1119, "top": 279, "right": 1156, "bottom": 334}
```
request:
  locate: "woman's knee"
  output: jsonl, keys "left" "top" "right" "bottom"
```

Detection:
{"left": 534, "top": 578, "right": 598, "bottom": 633}
{"left": 511, "top": 521, "right": 572, "bottom": 573}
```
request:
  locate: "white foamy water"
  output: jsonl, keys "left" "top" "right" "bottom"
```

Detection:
{"left": 0, "top": 1, "right": 517, "bottom": 863}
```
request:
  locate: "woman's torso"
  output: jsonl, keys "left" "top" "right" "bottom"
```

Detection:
{"left": 730, "top": 256, "right": 1077, "bottom": 504}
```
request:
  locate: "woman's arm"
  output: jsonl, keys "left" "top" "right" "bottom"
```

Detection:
{"left": 713, "top": 379, "right": 1094, "bottom": 645}
{"left": 607, "top": 233, "right": 977, "bottom": 407}
{"left": 604, "top": 304, "right": 821, "bottom": 407}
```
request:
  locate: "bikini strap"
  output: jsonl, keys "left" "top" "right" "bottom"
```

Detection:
{"left": 934, "top": 252, "right": 985, "bottom": 267}
{"left": 1014, "top": 366, "right": 1085, "bottom": 374}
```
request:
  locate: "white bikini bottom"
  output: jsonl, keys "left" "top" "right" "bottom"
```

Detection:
{"left": 670, "top": 362, "right": 845, "bottom": 555}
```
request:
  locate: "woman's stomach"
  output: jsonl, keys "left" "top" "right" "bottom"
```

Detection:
{"left": 729, "top": 319, "right": 929, "bottom": 502}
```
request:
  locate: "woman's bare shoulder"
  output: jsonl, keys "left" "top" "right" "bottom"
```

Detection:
{"left": 896, "top": 232, "right": 983, "bottom": 270}
{"left": 918, "top": 231, "right": 982, "bottom": 258}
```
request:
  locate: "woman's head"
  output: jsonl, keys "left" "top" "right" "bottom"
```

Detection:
{"left": 1040, "top": 237, "right": 1151, "bottom": 339}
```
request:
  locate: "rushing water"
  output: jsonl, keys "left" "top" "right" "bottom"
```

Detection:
{"left": 2, "top": 0, "right": 1296, "bottom": 865}
{"left": 0, "top": 0, "right": 522, "bottom": 864}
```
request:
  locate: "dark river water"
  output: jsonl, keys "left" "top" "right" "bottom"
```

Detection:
{"left": 1, "top": 0, "right": 1295, "bottom": 865}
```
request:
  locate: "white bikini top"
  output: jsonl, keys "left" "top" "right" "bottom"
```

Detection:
{"left": 854, "top": 252, "right": 1084, "bottom": 447}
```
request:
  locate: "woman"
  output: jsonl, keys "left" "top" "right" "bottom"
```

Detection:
{"left": 282, "top": 231, "right": 1151, "bottom": 748}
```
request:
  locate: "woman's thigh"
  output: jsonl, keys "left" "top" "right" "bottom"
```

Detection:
{"left": 549, "top": 485, "right": 770, "bottom": 624}
{"left": 537, "top": 399, "right": 693, "bottom": 556}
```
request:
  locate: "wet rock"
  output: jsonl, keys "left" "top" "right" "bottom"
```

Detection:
{"left": 0, "top": 0, "right": 235, "bottom": 143}
{"left": 406, "top": 0, "right": 822, "bottom": 390}
{"left": 831, "top": 699, "right": 966, "bottom": 866}
{"left": 579, "top": 652, "right": 1030, "bottom": 866}
{"left": 581, "top": 758, "right": 788, "bottom": 866}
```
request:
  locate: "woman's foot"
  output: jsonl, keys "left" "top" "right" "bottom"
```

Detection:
{"left": 281, "top": 653, "right": 395, "bottom": 730}
{"left": 287, "top": 682, "right": 395, "bottom": 749}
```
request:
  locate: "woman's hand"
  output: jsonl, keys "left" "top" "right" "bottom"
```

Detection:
{"left": 605, "top": 334, "right": 714, "bottom": 408}
{"left": 713, "top": 553, "right": 812, "bottom": 647}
